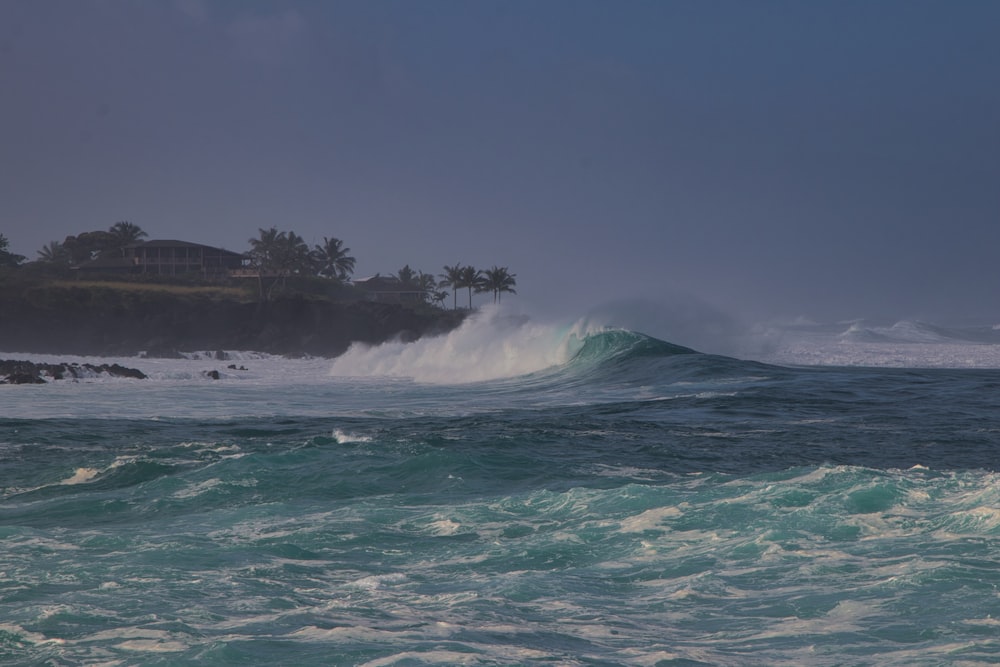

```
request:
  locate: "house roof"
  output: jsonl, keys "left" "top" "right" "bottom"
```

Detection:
{"left": 127, "top": 240, "right": 245, "bottom": 257}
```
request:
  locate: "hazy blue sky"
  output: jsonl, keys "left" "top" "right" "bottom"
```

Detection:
{"left": 2, "top": 0, "right": 998, "bottom": 325}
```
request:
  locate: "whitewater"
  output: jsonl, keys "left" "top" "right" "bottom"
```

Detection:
{"left": 3, "top": 307, "right": 1000, "bottom": 665}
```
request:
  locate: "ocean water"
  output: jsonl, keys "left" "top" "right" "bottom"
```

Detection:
{"left": 3, "top": 310, "right": 1000, "bottom": 666}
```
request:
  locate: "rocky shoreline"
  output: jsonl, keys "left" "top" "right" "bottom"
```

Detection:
{"left": 0, "top": 359, "right": 147, "bottom": 384}
{"left": 0, "top": 288, "right": 468, "bottom": 358}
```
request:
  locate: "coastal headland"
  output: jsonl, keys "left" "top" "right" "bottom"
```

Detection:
{"left": 0, "top": 279, "right": 467, "bottom": 359}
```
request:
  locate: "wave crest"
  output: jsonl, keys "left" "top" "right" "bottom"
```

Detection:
{"left": 328, "top": 306, "right": 700, "bottom": 384}
{"left": 329, "top": 306, "right": 593, "bottom": 383}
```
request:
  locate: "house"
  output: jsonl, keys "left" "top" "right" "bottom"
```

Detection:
{"left": 128, "top": 240, "right": 246, "bottom": 277}
{"left": 353, "top": 274, "right": 427, "bottom": 303}
{"left": 75, "top": 240, "right": 246, "bottom": 277}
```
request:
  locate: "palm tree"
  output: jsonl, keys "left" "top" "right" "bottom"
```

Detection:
{"left": 410, "top": 271, "right": 438, "bottom": 304}
{"left": 248, "top": 227, "right": 296, "bottom": 299}
{"left": 37, "top": 240, "right": 70, "bottom": 264}
{"left": 458, "top": 265, "right": 483, "bottom": 310}
{"left": 107, "top": 221, "right": 147, "bottom": 256}
{"left": 439, "top": 263, "right": 464, "bottom": 310}
{"left": 430, "top": 289, "right": 449, "bottom": 309}
{"left": 249, "top": 227, "right": 278, "bottom": 299}
{"left": 478, "top": 266, "right": 517, "bottom": 303}
{"left": 249, "top": 227, "right": 282, "bottom": 270}
{"left": 109, "top": 220, "right": 146, "bottom": 243}
{"left": 396, "top": 264, "right": 417, "bottom": 287}
{"left": 276, "top": 231, "right": 311, "bottom": 276}
{"left": 417, "top": 271, "right": 437, "bottom": 294}
{"left": 311, "top": 236, "right": 355, "bottom": 281}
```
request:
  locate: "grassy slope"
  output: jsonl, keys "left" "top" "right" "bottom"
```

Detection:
{"left": 48, "top": 280, "right": 253, "bottom": 300}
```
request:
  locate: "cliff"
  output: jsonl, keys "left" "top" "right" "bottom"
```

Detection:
{"left": 0, "top": 281, "right": 467, "bottom": 357}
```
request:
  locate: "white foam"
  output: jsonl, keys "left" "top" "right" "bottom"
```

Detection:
{"left": 331, "top": 429, "right": 371, "bottom": 443}
{"left": 619, "top": 506, "right": 682, "bottom": 533}
{"left": 347, "top": 573, "right": 407, "bottom": 590}
{"left": 61, "top": 467, "right": 100, "bottom": 485}
{"left": 359, "top": 650, "right": 506, "bottom": 666}
{"left": 429, "top": 517, "right": 462, "bottom": 536}
{"left": 172, "top": 478, "right": 223, "bottom": 499}
{"left": 0, "top": 623, "right": 65, "bottom": 646}
{"left": 329, "top": 305, "right": 589, "bottom": 383}
{"left": 115, "top": 639, "right": 188, "bottom": 652}
{"left": 84, "top": 628, "right": 190, "bottom": 652}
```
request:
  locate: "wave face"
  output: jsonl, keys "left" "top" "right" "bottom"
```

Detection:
{"left": 569, "top": 328, "right": 697, "bottom": 365}
{"left": 4, "top": 312, "right": 1000, "bottom": 664}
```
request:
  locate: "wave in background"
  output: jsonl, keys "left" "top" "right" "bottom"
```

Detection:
{"left": 753, "top": 318, "right": 1000, "bottom": 368}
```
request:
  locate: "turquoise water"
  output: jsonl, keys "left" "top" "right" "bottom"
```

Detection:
{"left": 3, "top": 327, "right": 1000, "bottom": 665}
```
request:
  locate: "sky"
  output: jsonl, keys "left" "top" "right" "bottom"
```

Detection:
{"left": 2, "top": 0, "right": 999, "bottom": 328}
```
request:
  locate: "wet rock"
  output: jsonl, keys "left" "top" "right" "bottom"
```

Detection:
{"left": 0, "top": 359, "right": 147, "bottom": 383}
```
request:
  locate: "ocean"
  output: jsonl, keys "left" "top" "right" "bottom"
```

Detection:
{"left": 3, "top": 308, "right": 1000, "bottom": 666}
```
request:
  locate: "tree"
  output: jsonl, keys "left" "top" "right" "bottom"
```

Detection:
{"left": 398, "top": 268, "right": 438, "bottom": 303}
{"left": 416, "top": 271, "right": 437, "bottom": 295}
{"left": 108, "top": 221, "right": 147, "bottom": 249}
{"left": 248, "top": 227, "right": 280, "bottom": 300}
{"left": 249, "top": 228, "right": 307, "bottom": 272}
{"left": 478, "top": 266, "right": 517, "bottom": 303}
{"left": 0, "top": 233, "right": 25, "bottom": 267}
{"left": 396, "top": 264, "right": 417, "bottom": 287}
{"left": 458, "top": 265, "right": 483, "bottom": 309}
{"left": 276, "top": 231, "right": 311, "bottom": 276}
{"left": 37, "top": 240, "right": 70, "bottom": 264}
{"left": 311, "top": 236, "right": 355, "bottom": 281}
{"left": 439, "top": 263, "right": 464, "bottom": 310}
{"left": 248, "top": 227, "right": 282, "bottom": 272}
{"left": 430, "top": 289, "right": 449, "bottom": 309}
{"left": 63, "top": 230, "right": 115, "bottom": 264}
{"left": 248, "top": 228, "right": 314, "bottom": 299}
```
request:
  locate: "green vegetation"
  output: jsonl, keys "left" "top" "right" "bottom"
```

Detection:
{"left": 2, "top": 223, "right": 517, "bottom": 311}
{"left": 49, "top": 280, "right": 250, "bottom": 299}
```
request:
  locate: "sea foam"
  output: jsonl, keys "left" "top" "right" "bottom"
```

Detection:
{"left": 328, "top": 305, "right": 593, "bottom": 383}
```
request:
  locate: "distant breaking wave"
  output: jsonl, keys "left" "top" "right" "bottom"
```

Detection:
{"left": 841, "top": 320, "right": 955, "bottom": 344}
{"left": 839, "top": 320, "right": 1000, "bottom": 345}
{"left": 755, "top": 318, "right": 1000, "bottom": 368}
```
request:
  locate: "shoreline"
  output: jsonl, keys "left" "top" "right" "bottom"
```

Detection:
{"left": 0, "top": 285, "right": 468, "bottom": 359}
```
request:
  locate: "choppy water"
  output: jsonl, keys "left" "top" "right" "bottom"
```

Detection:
{"left": 3, "top": 313, "right": 1000, "bottom": 665}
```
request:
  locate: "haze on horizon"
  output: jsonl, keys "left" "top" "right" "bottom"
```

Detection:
{"left": 2, "top": 1, "right": 998, "bottom": 333}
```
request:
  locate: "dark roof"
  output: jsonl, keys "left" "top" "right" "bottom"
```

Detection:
{"left": 128, "top": 240, "right": 245, "bottom": 256}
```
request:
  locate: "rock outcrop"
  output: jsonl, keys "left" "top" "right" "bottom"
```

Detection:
{"left": 0, "top": 286, "right": 467, "bottom": 357}
{"left": 0, "top": 359, "right": 147, "bottom": 383}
